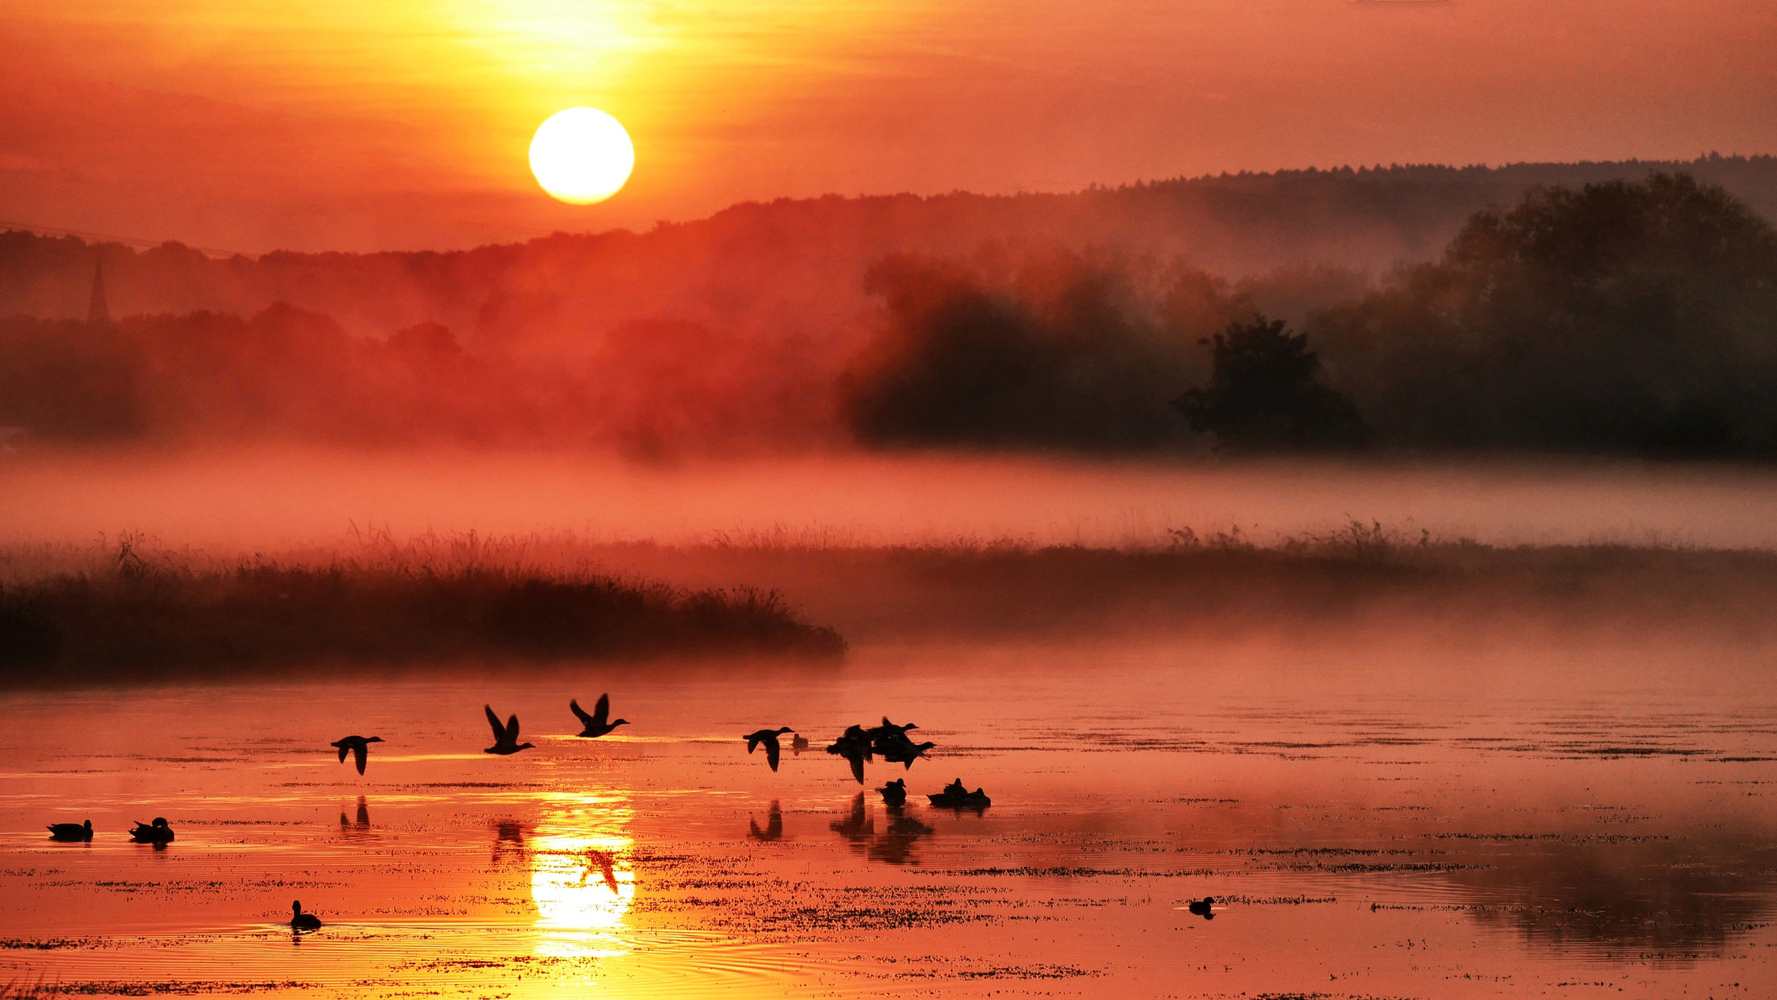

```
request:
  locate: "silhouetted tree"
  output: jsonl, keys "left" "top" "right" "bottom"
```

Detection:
{"left": 1311, "top": 172, "right": 1777, "bottom": 456}
{"left": 1173, "top": 315, "right": 1365, "bottom": 450}
{"left": 842, "top": 251, "right": 1246, "bottom": 450}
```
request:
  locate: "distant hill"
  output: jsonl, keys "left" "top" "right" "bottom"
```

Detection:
{"left": 4, "top": 156, "right": 1774, "bottom": 352}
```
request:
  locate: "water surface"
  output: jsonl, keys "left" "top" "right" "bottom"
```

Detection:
{"left": 3, "top": 639, "right": 1775, "bottom": 998}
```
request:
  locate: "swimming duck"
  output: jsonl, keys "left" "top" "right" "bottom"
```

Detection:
{"left": 483, "top": 706, "right": 535, "bottom": 755}
{"left": 129, "top": 817, "right": 175, "bottom": 844}
{"left": 570, "top": 694, "right": 629, "bottom": 738}
{"left": 1187, "top": 897, "right": 1216, "bottom": 919}
{"left": 877, "top": 778, "right": 908, "bottom": 807}
{"left": 290, "top": 900, "right": 323, "bottom": 931}
{"left": 743, "top": 727, "right": 794, "bottom": 771}
{"left": 48, "top": 819, "right": 94, "bottom": 842}
{"left": 926, "top": 779, "right": 991, "bottom": 810}
{"left": 330, "top": 735, "right": 383, "bottom": 775}
{"left": 790, "top": 733, "right": 809, "bottom": 754}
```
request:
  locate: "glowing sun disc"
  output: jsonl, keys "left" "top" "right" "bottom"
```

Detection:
{"left": 530, "top": 108, "right": 635, "bottom": 204}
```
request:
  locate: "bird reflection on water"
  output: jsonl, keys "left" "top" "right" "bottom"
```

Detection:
{"left": 830, "top": 792, "right": 933, "bottom": 865}
{"left": 491, "top": 820, "right": 529, "bottom": 866}
{"left": 339, "top": 796, "right": 370, "bottom": 833}
{"left": 749, "top": 800, "right": 785, "bottom": 841}
{"left": 529, "top": 796, "right": 636, "bottom": 959}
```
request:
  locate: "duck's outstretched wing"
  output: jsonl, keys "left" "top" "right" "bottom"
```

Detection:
{"left": 485, "top": 705, "right": 507, "bottom": 742}
{"left": 507, "top": 715, "right": 521, "bottom": 741}
{"left": 766, "top": 740, "right": 781, "bottom": 772}
{"left": 846, "top": 749, "right": 864, "bottom": 784}
{"left": 352, "top": 743, "right": 369, "bottom": 775}
{"left": 592, "top": 694, "right": 611, "bottom": 726}
{"left": 337, "top": 742, "right": 350, "bottom": 763}
{"left": 570, "top": 699, "right": 594, "bottom": 728}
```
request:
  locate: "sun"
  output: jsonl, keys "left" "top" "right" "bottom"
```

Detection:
{"left": 529, "top": 108, "right": 635, "bottom": 205}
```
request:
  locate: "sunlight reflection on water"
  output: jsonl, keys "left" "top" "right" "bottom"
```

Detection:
{"left": 530, "top": 795, "right": 636, "bottom": 959}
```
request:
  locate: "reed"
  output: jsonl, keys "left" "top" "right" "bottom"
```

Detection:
{"left": 0, "top": 537, "right": 846, "bottom": 681}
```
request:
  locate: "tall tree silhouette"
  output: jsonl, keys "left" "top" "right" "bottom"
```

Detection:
{"left": 1173, "top": 315, "right": 1364, "bottom": 450}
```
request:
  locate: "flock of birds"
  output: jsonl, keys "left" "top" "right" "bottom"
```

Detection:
{"left": 41, "top": 692, "right": 998, "bottom": 933}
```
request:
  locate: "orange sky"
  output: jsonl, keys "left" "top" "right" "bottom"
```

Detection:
{"left": 2, "top": 0, "right": 1773, "bottom": 253}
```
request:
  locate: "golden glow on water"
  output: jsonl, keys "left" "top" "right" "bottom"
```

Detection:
{"left": 530, "top": 795, "right": 636, "bottom": 958}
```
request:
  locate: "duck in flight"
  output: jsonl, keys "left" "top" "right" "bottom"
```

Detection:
{"left": 330, "top": 735, "right": 383, "bottom": 775}
{"left": 881, "top": 738, "right": 935, "bottom": 769}
{"left": 570, "top": 694, "right": 629, "bottom": 738}
{"left": 826, "top": 725, "right": 873, "bottom": 784}
{"left": 48, "top": 819, "right": 94, "bottom": 842}
{"left": 866, "top": 718, "right": 918, "bottom": 753}
{"left": 129, "top": 817, "right": 175, "bottom": 844}
{"left": 483, "top": 706, "right": 534, "bottom": 755}
{"left": 743, "top": 727, "right": 794, "bottom": 771}
{"left": 290, "top": 900, "right": 323, "bottom": 931}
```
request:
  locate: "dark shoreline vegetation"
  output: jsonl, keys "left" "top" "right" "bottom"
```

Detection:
{"left": 3, "top": 163, "right": 1776, "bottom": 461}
{"left": 0, "top": 541, "right": 848, "bottom": 684}
{"left": 6, "top": 527, "right": 1776, "bottom": 686}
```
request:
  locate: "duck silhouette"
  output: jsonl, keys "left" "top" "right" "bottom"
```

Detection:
{"left": 570, "top": 694, "right": 629, "bottom": 738}
{"left": 743, "top": 727, "right": 794, "bottom": 771}
{"left": 877, "top": 778, "right": 908, "bottom": 808}
{"left": 790, "top": 733, "right": 809, "bottom": 754}
{"left": 881, "top": 739, "right": 935, "bottom": 769}
{"left": 826, "top": 725, "right": 873, "bottom": 784}
{"left": 330, "top": 735, "right": 383, "bottom": 775}
{"left": 926, "top": 779, "right": 991, "bottom": 810}
{"left": 290, "top": 900, "right": 323, "bottom": 931}
{"left": 483, "top": 706, "right": 534, "bottom": 755}
{"left": 1187, "top": 896, "right": 1216, "bottom": 919}
{"left": 866, "top": 717, "right": 918, "bottom": 753}
{"left": 748, "top": 800, "right": 785, "bottom": 841}
{"left": 129, "top": 817, "right": 175, "bottom": 844}
{"left": 48, "top": 819, "right": 93, "bottom": 842}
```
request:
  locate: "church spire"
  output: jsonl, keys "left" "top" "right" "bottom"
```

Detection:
{"left": 87, "top": 256, "right": 110, "bottom": 326}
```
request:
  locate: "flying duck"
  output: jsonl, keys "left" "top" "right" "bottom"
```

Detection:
{"left": 330, "top": 735, "right": 383, "bottom": 775}
{"left": 570, "top": 694, "right": 629, "bottom": 738}
{"left": 743, "top": 727, "right": 794, "bottom": 771}
{"left": 881, "top": 738, "right": 935, "bottom": 769}
{"left": 483, "top": 706, "right": 535, "bottom": 755}
{"left": 826, "top": 725, "right": 873, "bottom": 784}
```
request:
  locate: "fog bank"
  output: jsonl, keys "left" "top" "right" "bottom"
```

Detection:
{"left": 6, "top": 449, "right": 1777, "bottom": 551}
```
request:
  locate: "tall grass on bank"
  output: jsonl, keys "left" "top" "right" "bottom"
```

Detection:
{"left": 0, "top": 536, "right": 847, "bottom": 681}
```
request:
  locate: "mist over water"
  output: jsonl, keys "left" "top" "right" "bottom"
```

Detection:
{"left": 6, "top": 448, "right": 1777, "bottom": 550}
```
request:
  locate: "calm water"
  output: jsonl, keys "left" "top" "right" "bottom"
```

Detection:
{"left": 3, "top": 639, "right": 1777, "bottom": 998}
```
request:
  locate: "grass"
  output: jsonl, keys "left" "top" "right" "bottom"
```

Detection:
{"left": 0, "top": 535, "right": 847, "bottom": 683}
{"left": 6, "top": 523, "right": 1776, "bottom": 684}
